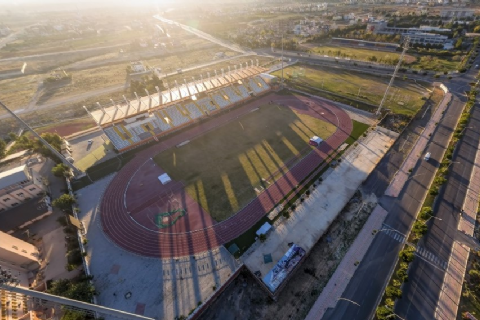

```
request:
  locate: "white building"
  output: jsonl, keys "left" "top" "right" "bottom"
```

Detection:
{"left": 0, "top": 165, "right": 45, "bottom": 212}
{"left": 0, "top": 231, "right": 39, "bottom": 271}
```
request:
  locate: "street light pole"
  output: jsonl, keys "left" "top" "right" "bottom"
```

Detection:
{"left": 336, "top": 297, "right": 360, "bottom": 307}
{"left": 422, "top": 215, "right": 442, "bottom": 225}
{"left": 281, "top": 33, "right": 284, "bottom": 87}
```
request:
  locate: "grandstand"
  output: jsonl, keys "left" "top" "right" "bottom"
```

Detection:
{"left": 84, "top": 65, "right": 272, "bottom": 152}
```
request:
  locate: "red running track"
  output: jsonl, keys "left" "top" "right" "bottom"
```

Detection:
{"left": 100, "top": 93, "right": 353, "bottom": 258}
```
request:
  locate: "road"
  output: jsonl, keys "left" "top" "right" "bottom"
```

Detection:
{"left": 322, "top": 59, "right": 479, "bottom": 320}
{"left": 0, "top": 43, "right": 128, "bottom": 63}
{"left": 394, "top": 76, "right": 480, "bottom": 318}
{"left": 153, "top": 15, "right": 248, "bottom": 54}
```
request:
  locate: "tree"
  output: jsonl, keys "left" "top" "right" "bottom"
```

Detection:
{"left": 0, "top": 139, "right": 6, "bottom": 159}
{"left": 61, "top": 310, "right": 85, "bottom": 320}
{"left": 52, "top": 163, "right": 70, "bottom": 177}
{"left": 399, "top": 248, "right": 415, "bottom": 263}
{"left": 376, "top": 305, "right": 394, "bottom": 320}
{"left": 455, "top": 38, "right": 463, "bottom": 50}
{"left": 8, "top": 132, "right": 18, "bottom": 141}
{"left": 47, "top": 278, "right": 95, "bottom": 303}
{"left": 386, "top": 286, "right": 402, "bottom": 299}
{"left": 52, "top": 194, "right": 76, "bottom": 211}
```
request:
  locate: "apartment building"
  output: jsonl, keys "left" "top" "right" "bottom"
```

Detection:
{"left": 0, "top": 165, "right": 45, "bottom": 212}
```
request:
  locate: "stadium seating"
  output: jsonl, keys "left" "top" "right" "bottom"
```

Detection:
{"left": 155, "top": 110, "right": 173, "bottom": 131}
{"left": 102, "top": 73, "right": 270, "bottom": 151}
{"left": 104, "top": 127, "right": 131, "bottom": 149}
{"left": 165, "top": 105, "right": 190, "bottom": 126}
{"left": 248, "top": 78, "right": 262, "bottom": 93}
{"left": 256, "top": 76, "right": 270, "bottom": 91}
{"left": 223, "top": 87, "right": 242, "bottom": 103}
{"left": 184, "top": 102, "right": 203, "bottom": 119}
{"left": 236, "top": 84, "right": 249, "bottom": 98}
{"left": 212, "top": 93, "right": 229, "bottom": 108}
{"left": 197, "top": 97, "right": 217, "bottom": 112}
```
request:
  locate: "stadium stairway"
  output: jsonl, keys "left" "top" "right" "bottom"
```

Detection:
{"left": 208, "top": 94, "right": 221, "bottom": 110}
{"left": 177, "top": 104, "right": 192, "bottom": 121}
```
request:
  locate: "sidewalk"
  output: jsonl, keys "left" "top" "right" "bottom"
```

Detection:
{"left": 305, "top": 205, "right": 388, "bottom": 320}
{"left": 435, "top": 133, "right": 480, "bottom": 319}
{"left": 385, "top": 92, "right": 452, "bottom": 197}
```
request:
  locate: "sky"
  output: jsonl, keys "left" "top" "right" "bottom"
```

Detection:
{"left": 0, "top": 0, "right": 175, "bottom": 9}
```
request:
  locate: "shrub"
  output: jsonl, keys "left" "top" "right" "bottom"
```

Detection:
{"left": 385, "top": 298, "right": 395, "bottom": 307}
{"left": 396, "top": 268, "right": 409, "bottom": 283}
{"left": 259, "top": 233, "right": 266, "bottom": 242}
{"left": 376, "top": 306, "right": 394, "bottom": 320}
{"left": 412, "top": 221, "right": 428, "bottom": 237}
{"left": 386, "top": 286, "right": 402, "bottom": 299}
{"left": 399, "top": 249, "right": 415, "bottom": 263}
{"left": 419, "top": 207, "right": 433, "bottom": 220}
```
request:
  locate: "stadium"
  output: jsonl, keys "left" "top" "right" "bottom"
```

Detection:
{"left": 86, "top": 62, "right": 354, "bottom": 260}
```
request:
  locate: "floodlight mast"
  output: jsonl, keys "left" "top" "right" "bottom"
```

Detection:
{"left": 0, "top": 100, "right": 82, "bottom": 176}
{"left": 375, "top": 37, "right": 410, "bottom": 116}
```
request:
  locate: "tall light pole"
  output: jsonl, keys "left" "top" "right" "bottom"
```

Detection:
{"left": 376, "top": 37, "right": 410, "bottom": 116}
{"left": 281, "top": 33, "right": 284, "bottom": 86}
{"left": 422, "top": 216, "right": 442, "bottom": 225}
{"left": 0, "top": 100, "right": 82, "bottom": 176}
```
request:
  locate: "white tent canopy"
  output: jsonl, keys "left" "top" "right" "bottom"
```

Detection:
{"left": 158, "top": 173, "right": 172, "bottom": 185}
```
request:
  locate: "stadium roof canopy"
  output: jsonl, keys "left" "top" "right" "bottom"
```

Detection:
{"left": 86, "top": 66, "right": 266, "bottom": 126}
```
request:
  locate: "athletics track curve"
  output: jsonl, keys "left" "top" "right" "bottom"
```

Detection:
{"left": 100, "top": 93, "right": 353, "bottom": 258}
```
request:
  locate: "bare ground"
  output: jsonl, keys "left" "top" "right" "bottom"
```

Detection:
{"left": 199, "top": 191, "right": 377, "bottom": 320}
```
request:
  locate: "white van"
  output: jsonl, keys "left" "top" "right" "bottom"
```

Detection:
{"left": 424, "top": 152, "right": 431, "bottom": 161}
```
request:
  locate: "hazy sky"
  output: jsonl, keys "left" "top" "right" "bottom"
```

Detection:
{"left": 0, "top": 0, "right": 175, "bottom": 9}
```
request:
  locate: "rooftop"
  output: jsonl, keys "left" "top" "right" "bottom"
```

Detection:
{"left": 0, "top": 165, "right": 28, "bottom": 190}
{"left": 87, "top": 66, "right": 266, "bottom": 126}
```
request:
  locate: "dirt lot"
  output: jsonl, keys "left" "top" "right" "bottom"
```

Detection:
{"left": 199, "top": 191, "right": 377, "bottom": 320}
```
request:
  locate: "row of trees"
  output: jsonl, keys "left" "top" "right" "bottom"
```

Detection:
{"left": 129, "top": 75, "right": 166, "bottom": 97}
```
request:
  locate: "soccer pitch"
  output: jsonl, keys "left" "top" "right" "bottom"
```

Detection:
{"left": 153, "top": 103, "right": 337, "bottom": 222}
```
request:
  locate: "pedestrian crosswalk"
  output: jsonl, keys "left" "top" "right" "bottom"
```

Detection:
{"left": 379, "top": 223, "right": 448, "bottom": 270}
{"left": 379, "top": 224, "right": 406, "bottom": 243}
{"left": 415, "top": 246, "right": 448, "bottom": 270}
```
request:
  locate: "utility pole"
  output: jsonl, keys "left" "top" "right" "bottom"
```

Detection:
{"left": 281, "top": 33, "right": 284, "bottom": 87}
{"left": 376, "top": 37, "right": 410, "bottom": 116}
{"left": 0, "top": 100, "right": 82, "bottom": 176}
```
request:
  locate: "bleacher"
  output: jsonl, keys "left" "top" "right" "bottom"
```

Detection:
{"left": 184, "top": 102, "right": 203, "bottom": 119}
{"left": 212, "top": 93, "right": 230, "bottom": 108}
{"left": 197, "top": 97, "right": 217, "bottom": 112}
{"left": 154, "top": 110, "right": 173, "bottom": 131}
{"left": 104, "top": 127, "right": 131, "bottom": 149}
{"left": 256, "top": 76, "right": 270, "bottom": 91}
{"left": 165, "top": 105, "right": 190, "bottom": 126}
{"left": 102, "top": 75, "right": 271, "bottom": 151}
{"left": 223, "top": 87, "right": 242, "bottom": 103}
{"left": 236, "top": 84, "right": 250, "bottom": 98}
{"left": 248, "top": 78, "right": 262, "bottom": 93}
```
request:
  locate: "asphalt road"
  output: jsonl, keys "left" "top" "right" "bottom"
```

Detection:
{"left": 395, "top": 93, "right": 480, "bottom": 317}
{"left": 322, "top": 61, "right": 479, "bottom": 319}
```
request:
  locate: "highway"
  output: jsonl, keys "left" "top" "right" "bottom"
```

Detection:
{"left": 322, "top": 58, "right": 479, "bottom": 320}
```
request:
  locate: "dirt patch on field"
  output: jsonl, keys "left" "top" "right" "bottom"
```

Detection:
{"left": 199, "top": 191, "right": 377, "bottom": 320}
{"left": 36, "top": 119, "right": 96, "bottom": 137}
